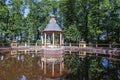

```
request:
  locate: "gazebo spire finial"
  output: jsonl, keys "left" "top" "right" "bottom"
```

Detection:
{"left": 50, "top": 14, "right": 56, "bottom": 23}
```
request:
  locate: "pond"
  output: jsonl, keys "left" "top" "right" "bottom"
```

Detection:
{"left": 0, "top": 50, "right": 120, "bottom": 80}
{"left": 0, "top": 51, "right": 67, "bottom": 80}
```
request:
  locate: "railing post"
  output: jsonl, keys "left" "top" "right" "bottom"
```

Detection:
{"left": 69, "top": 43, "right": 71, "bottom": 47}
{"left": 25, "top": 42, "right": 27, "bottom": 46}
{"left": 96, "top": 42, "right": 98, "bottom": 48}
{"left": 35, "top": 43, "right": 37, "bottom": 53}
{"left": 36, "top": 43, "right": 37, "bottom": 47}
{"left": 109, "top": 43, "right": 112, "bottom": 48}
{"left": 69, "top": 43, "right": 71, "bottom": 55}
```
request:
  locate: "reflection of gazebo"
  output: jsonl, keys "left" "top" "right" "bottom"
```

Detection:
{"left": 42, "top": 15, "right": 63, "bottom": 48}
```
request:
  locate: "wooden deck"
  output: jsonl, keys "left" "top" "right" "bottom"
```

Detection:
{"left": 64, "top": 46, "right": 120, "bottom": 56}
{"left": 0, "top": 46, "right": 119, "bottom": 56}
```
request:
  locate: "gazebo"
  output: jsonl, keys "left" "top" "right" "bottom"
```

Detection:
{"left": 41, "top": 15, "right": 64, "bottom": 77}
{"left": 42, "top": 15, "right": 63, "bottom": 48}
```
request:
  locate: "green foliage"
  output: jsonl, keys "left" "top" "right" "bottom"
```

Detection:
{"left": 65, "top": 55, "right": 81, "bottom": 75}
{"left": 0, "top": 0, "right": 120, "bottom": 43}
{"left": 89, "top": 59, "right": 104, "bottom": 80}
{"left": 36, "top": 40, "right": 42, "bottom": 46}
{"left": 64, "top": 24, "right": 81, "bottom": 42}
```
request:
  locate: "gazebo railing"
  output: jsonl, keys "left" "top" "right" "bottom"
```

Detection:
{"left": 18, "top": 43, "right": 42, "bottom": 47}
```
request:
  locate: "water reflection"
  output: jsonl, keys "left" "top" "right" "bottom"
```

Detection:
{"left": 101, "top": 58, "right": 113, "bottom": 69}
{"left": 0, "top": 50, "right": 66, "bottom": 80}
{"left": 37, "top": 60, "right": 41, "bottom": 67}
{"left": 21, "top": 55, "right": 25, "bottom": 62}
{"left": 17, "top": 55, "right": 20, "bottom": 61}
{"left": 0, "top": 50, "right": 119, "bottom": 80}
{"left": 0, "top": 55, "right": 4, "bottom": 60}
{"left": 19, "top": 75, "right": 26, "bottom": 80}
{"left": 31, "top": 53, "right": 35, "bottom": 58}
{"left": 17, "top": 55, "right": 25, "bottom": 62}
{"left": 64, "top": 52, "right": 120, "bottom": 80}
{"left": 118, "top": 70, "right": 120, "bottom": 79}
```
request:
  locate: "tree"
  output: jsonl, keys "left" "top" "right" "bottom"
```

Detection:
{"left": 59, "top": 0, "right": 76, "bottom": 28}
{"left": 25, "top": 0, "right": 59, "bottom": 42}
{"left": 0, "top": 1, "right": 9, "bottom": 41}
{"left": 64, "top": 24, "right": 81, "bottom": 42}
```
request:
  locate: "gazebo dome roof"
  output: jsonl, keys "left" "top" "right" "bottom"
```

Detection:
{"left": 43, "top": 15, "right": 62, "bottom": 32}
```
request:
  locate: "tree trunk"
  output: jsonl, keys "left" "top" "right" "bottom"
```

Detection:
{"left": 117, "top": 27, "right": 120, "bottom": 42}
{"left": 84, "top": 7, "right": 88, "bottom": 43}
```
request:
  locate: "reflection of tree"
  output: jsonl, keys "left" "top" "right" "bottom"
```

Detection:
{"left": 64, "top": 54, "right": 82, "bottom": 80}
{"left": 101, "top": 59, "right": 120, "bottom": 80}
{"left": 89, "top": 58, "right": 104, "bottom": 80}
{"left": 64, "top": 54, "right": 90, "bottom": 80}
{"left": 65, "top": 55, "right": 111, "bottom": 80}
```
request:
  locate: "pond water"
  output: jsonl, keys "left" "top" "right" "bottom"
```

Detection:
{"left": 0, "top": 51, "right": 68, "bottom": 80}
{"left": 0, "top": 50, "right": 120, "bottom": 80}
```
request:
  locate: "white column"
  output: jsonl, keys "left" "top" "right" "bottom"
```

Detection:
{"left": 42, "top": 36, "right": 43, "bottom": 45}
{"left": 60, "top": 33, "right": 62, "bottom": 46}
{"left": 62, "top": 37, "right": 64, "bottom": 45}
{"left": 52, "top": 33, "right": 54, "bottom": 46}
{"left": 45, "top": 33, "right": 46, "bottom": 47}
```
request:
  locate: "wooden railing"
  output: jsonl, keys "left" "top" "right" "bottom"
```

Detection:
{"left": 0, "top": 42, "right": 120, "bottom": 48}
{"left": 0, "top": 43, "right": 120, "bottom": 56}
